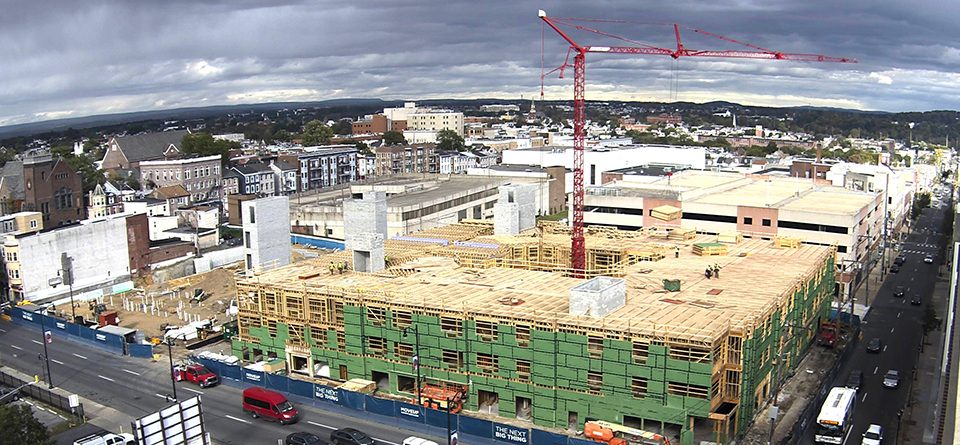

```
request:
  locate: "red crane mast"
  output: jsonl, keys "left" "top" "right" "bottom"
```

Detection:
{"left": 538, "top": 10, "right": 856, "bottom": 272}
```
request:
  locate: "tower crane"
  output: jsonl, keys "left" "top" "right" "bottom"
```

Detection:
{"left": 538, "top": 10, "right": 856, "bottom": 272}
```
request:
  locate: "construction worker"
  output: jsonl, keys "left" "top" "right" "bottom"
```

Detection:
{"left": 328, "top": 261, "right": 336, "bottom": 275}
{"left": 337, "top": 262, "right": 345, "bottom": 274}
{"left": 705, "top": 268, "right": 712, "bottom": 279}
{"left": 713, "top": 264, "right": 721, "bottom": 279}
{"left": 674, "top": 247, "right": 680, "bottom": 258}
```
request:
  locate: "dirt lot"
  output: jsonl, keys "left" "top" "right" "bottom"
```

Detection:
{"left": 66, "top": 265, "right": 242, "bottom": 339}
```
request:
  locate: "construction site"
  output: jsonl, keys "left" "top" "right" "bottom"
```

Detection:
{"left": 231, "top": 186, "right": 837, "bottom": 445}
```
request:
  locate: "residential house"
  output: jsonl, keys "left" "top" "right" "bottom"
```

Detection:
{"left": 100, "top": 130, "right": 190, "bottom": 175}
{"left": 279, "top": 145, "right": 357, "bottom": 192}
{"left": 87, "top": 182, "right": 131, "bottom": 218}
{"left": 374, "top": 144, "right": 434, "bottom": 176}
{"left": 228, "top": 163, "right": 275, "bottom": 196}
{"left": 139, "top": 154, "right": 222, "bottom": 204}
{"left": 150, "top": 184, "right": 190, "bottom": 210}
{"left": 269, "top": 159, "right": 298, "bottom": 195}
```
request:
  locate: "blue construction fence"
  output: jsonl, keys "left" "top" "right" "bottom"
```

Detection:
{"left": 291, "top": 234, "right": 345, "bottom": 250}
{"left": 195, "top": 356, "right": 584, "bottom": 445}
{"left": 9, "top": 307, "right": 153, "bottom": 358}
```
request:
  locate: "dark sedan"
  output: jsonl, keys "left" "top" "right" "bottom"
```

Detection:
{"left": 911, "top": 295, "right": 922, "bottom": 306}
{"left": 866, "top": 337, "right": 882, "bottom": 353}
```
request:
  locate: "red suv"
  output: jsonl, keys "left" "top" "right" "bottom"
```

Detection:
{"left": 242, "top": 387, "right": 300, "bottom": 424}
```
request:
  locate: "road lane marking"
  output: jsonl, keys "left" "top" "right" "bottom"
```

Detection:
{"left": 883, "top": 345, "right": 888, "bottom": 352}
{"left": 72, "top": 353, "right": 87, "bottom": 360}
{"left": 0, "top": 328, "right": 6, "bottom": 332}
{"left": 225, "top": 414, "right": 250, "bottom": 424}
{"left": 861, "top": 392, "right": 868, "bottom": 402}
{"left": 874, "top": 366, "right": 879, "bottom": 374}
{"left": 308, "top": 421, "right": 336, "bottom": 429}
{"left": 898, "top": 312, "right": 902, "bottom": 318}
{"left": 31, "top": 340, "right": 42, "bottom": 345}
{"left": 375, "top": 439, "right": 400, "bottom": 445}
{"left": 121, "top": 369, "right": 140, "bottom": 376}
{"left": 51, "top": 359, "right": 64, "bottom": 365}
{"left": 890, "top": 327, "right": 895, "bottom": 333}
{"left": 10, "top": 345, "right": 22, "bottom": 350}
{"left": 182, "top": 387, "right": 203, "bottom": 395}
{"left": 97, "top": 375, "right": 115, "bottom": 382}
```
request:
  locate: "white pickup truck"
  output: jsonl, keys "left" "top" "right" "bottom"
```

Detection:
{"left": 73, "top": 432, "right": 135, "bottom": 445}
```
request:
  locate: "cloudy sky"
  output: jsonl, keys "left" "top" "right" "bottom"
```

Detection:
{"left": 2, "top": 0, "right": 959, "bottom": 127}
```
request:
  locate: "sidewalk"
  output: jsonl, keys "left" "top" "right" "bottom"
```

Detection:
{"left": 0, "top": 365, "right": 136, "bottom": 436}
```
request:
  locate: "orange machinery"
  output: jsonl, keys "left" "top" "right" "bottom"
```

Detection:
{"left": 418, "top": 384, "right": 465, "bottom": 413}
{"left": 584, "top": 420, "right": 670, "bottom": 445}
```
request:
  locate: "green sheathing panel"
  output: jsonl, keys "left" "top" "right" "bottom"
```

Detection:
{"left": 231, "top": 254, "right": 835, "bottom": 442}
{"left": 734, "top": 254, "right": 835, "bottom": 435}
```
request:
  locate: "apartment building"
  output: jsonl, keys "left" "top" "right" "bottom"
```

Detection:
{"left": 374, "top": 145, "right": 434, "bottom": 176}
{"left": 280, "top": 145, "right": 358, "bottom": 192}
{"left": 140, "top": 154, "right": 222, "bottom": 203}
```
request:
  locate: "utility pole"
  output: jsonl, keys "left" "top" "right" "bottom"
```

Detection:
{"left": 881, "top": 172, "right": 890, "bottom": 281}
{"left": 39, "top": 308, "right": 53, "bottom": 389}
{"left": 403, "top": 325, "right": 422, "bottom": 406}
{"left": 167, "top": 337, "right": 178, "bottom": 401}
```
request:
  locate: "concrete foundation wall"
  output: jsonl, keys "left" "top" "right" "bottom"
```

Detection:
{"left": 344, "top": 191, "right": 387, "bottom": 249}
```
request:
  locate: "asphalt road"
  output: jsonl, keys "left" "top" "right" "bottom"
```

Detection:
{"left": 0, "top": 321, "right": 447, "bottom": 445}
{"left": 800, "top": 189, "right": 951, "bottom": 445}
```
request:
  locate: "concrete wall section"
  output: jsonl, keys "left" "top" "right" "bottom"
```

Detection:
{"left": 569, "top": 277, "right": 626, "bottom": 318}
{"left": 19, "top": 217, "right": 131, "bottom": 302}
{"left": 243, "top": 196, "right": 291, "bottom": 270}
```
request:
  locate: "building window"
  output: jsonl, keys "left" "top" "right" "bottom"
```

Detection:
{"left": 587, "top": 371, "right": 602, "bottom": 392}
{"left": 631, "top": 377, "right": 648, "bottom": 398}
{"left": 633, "top": 341, "right": 649, "bottom": 364}
{"left": 476, "top": 320, "right": 497, "bottom": 341}
{"left": 368, "top": 337, "right": 386, "bottom": 354}
{"left": 476, "top": 353, "right": 498, "bottom": 374}
{"left": 743, "top": 217, "right": 753, "bottom": 225}
{"left": 248, "top": 207, "right": 255, "bottom": 224}
{"left": 588, "top": 336, "right": 603, "bottom": 358}
{"left": 762, "top": 219, "right": 772, "bottom": 227}
{"left": 440, "top": 317, "right": 462, "bottom": 337}
{"left": 244, "top": 232, "right": 251, "bottom": 248}
{"left": 367, "top": 307, "right": 385, "bottom": 326}
{"left": 516, "top": 360, "right": 531, "bottom": 381}
{"left": 394, "top": 342, "right": 413, "bottom": 360}
{"left": 392, "top": 310, "right": 412, "bottom": 329}
{"left": 667, "top": 382, "right": 709, "bottom": 399}
{"left": 442, "top": 349, "right": 464, "bottom": 371}
{"left": 515, "top": 324, "right": 530, "bottom": 347}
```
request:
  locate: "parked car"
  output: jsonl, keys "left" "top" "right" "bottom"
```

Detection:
{"left": 287, "top": 432, "right": 326, "bottom": 445}
{"left": 72, "top": 432, "right": 135, "bottom": 445}
{"left": 862, "top": 424, "right": 883, "bottom": 445}
{"left": 911, "top": 295, "right": 923, "bottom": 306}
{"left": 242, "top": 387, "right": 300, "bottom": 424}
{"left": 894, "top": 286, "right": 905, "bottom": 298}
{"left": 883, "top": 370, "right": 901, "bottom": 388}
{"left": 895, "top": 255, "right": 906, "bottom": 266}
{"left": 330, "top": 428, "right": 375, "bottom": 445}
{"left": 890, "top": 264, "right": 901, "bottom": 273}
{"left": 924, "top": 255, "right": 935, "bottom": 264}
{"left": 174, "top": 364, "right": 219, "bottom": 388}
{"left": 403, "top": 437, "right": 439, "bottom": 445}
{"left": 845, "top": 370, "right": 864, "bottom": 391}
{"left": 866, "top": 337, "right": 882, "bottom": 353}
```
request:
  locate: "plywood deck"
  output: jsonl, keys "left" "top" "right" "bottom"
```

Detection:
{"left": 240, "top": 223, "right": 834, "bottom": 346}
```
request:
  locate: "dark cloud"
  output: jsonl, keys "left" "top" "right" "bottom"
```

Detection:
{"left": 1, "top": 0, "right": 958, "bottom": 126}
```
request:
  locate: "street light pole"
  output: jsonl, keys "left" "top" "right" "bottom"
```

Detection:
{"left": 167, "top": 338, "right": 178, "bottom": 401}
{"left": 61, "top": 253, "right": 75, "bottom": 323}
{"left": 403, "top": 325, "right": 422, "bottom": 406}
{"left": 39, "top": 308, "right": 53, "bottom": 389}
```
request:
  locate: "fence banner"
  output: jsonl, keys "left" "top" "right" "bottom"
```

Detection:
{"left": 395, "top": 402, "right": 425, "bottom": 424}
{"left": 221, "top": 365, "right": 241, "bottom": 381}
{"left": 265, "top": 372, "right": 290, "bottom": 393}
{"left": 289, "top": 379, "right": 314, "bottom": 399}
{"left": 128, "top": 344, "right": 154, "bottom": 359}
{"left": 313, "top": 384, "right": 341, "bottom": 405}
{"left": 242, "top": 369, "right": 265, "bottom": 385}
{"left": 424, "top": 407, "right": 452, "bottom": 428}
{"left": 341, "top": 390, "right": 365, "bottom": 410}
{"left": 364, "top": 395, "right": 394, "bottom": 417}
{"left": 568, "top": 438, "right": 599, "bottom": 445}
{"left": 531, "top": 429, "right": 568, "bottom": 445}
{"left": 459, "top": 416, "right": 493, "bottom": 439}
{"left": 493, "top": 422, "right": 530, "bottom": 445}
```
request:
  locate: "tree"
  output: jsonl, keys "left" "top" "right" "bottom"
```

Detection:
{"left": 181, "top": 133, "right": 238, "bottom": 165}
{"left": 436, "top": 129, "right": 465, "bottom": 151}
{"left": 383, "top": 131, "right": 406, "bottom": 146}
{"left": 0, "top": 404, "right": 53, "bottom": 445}
{"left": 332, "top": 119, "right": 353, "bottom": 136}
{"left": 300, "top": 120, "right": 334, "bottom": 146}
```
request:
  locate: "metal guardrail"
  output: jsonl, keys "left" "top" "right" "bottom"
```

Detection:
{"left": 0, "top": 369, "right": 83, "bottom": 418}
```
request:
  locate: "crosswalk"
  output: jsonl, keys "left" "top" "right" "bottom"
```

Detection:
{"left": 901, "top": 250, "right": 930, "bottom": 255}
